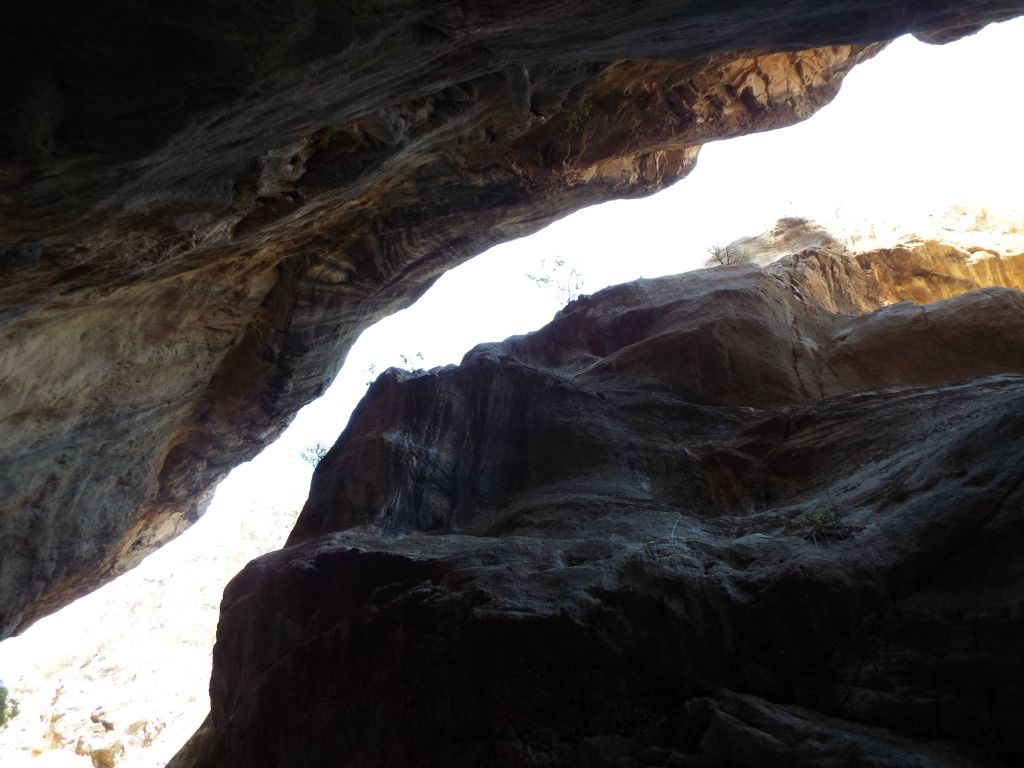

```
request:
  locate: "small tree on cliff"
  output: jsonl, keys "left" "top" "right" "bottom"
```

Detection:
{"left": 301, "top": 442, "right": 330, "bottom": 467}
{"left": 525, "top": 256, "right": 584, "bottom": 305}
{"left": 705, "top": 244, "right": 751, "bottom": 267}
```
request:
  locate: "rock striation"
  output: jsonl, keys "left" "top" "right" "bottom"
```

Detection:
{"left": 3, "top": 2, "right": 1024, "bottom": 637}
{"left": 172, "top": 238, "right": 1024, "bottom": 767}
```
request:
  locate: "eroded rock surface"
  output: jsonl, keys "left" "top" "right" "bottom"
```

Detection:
{"left": 172, "top": 244, "right": 1024, "bottom": 767}
{"left": 3, "top": 2, "right": 1024, "bottom": 637}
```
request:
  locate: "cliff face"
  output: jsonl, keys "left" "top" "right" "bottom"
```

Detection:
{"left": 3, "top": 2, "right": 1024, "bottom": 638}
{"left": 171, "top": 238, "right": 1024, "bottom": 767}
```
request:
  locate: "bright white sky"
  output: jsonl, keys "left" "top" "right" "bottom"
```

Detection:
{"left": 2, "top": 19, "right": 1023, "bottom": 680}
{"left": 227, "top": 17, "right": 1024, "bottom": 512}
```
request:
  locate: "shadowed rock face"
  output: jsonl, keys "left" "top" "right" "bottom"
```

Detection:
{"left": 171, "top": 245, "right": 1024, "bottom": 767}
{"left": 2, "top": 3, "right": 1024, "bottom": 637}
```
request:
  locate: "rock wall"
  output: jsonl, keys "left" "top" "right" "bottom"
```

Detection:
{"left": 171, "top": 243, "right": 1024, "bottom": 767}
{"left": 2, "top": 2, "right": 1024, "bottom": 637}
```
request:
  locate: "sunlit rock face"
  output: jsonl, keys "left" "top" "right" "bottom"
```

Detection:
{"left": 172, "top": 232, "right": 1024, "bottom": 767}
{"left": 1, "top": 3, "right": 1023, "bottom": 638}
{"left": 0, "top": 503, "right": 301, "bottom": 768}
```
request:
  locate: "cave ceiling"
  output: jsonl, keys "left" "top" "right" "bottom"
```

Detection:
{"left": 1, "top": 1, "right": 1023, "bottom": 638}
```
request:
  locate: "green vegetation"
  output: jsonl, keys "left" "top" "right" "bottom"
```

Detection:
{"left": 301, "top": 441, "right": 330, "bottom": 467}
{"left": 566, "top": 98, "right": 593, "bottom": 133}
{"left": 705, "top": 244, "right": 751, "bottom": 267}
{"left": 786, "top": 503, "right": 852, "bottom": 545}
{"left": 307, "top": 125, "right": 340, "bottom": 151}
{"left": 0, "top": 680, "right": 18, "bottom": 727}
{"left": 232, "top": 181, "right": 256, "bottom": 206}
{"left": 525, "top": 256, "right": 584, "bottom": 305}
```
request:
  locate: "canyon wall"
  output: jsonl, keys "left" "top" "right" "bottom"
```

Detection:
{"left": 172, "top": 235, "right": 1024, "bottom": 766}
{"left": 2, "top": 2, "right": 1024, "bottom": 639}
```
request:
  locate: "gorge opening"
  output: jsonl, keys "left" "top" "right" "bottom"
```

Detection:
{"left": 2, "top": 14, "right": 1024, "bottom": 768}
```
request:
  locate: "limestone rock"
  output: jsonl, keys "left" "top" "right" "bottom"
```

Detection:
{"left": 3, "top": 2, "right": 1024, "bottom": 638}
{"left": 171, "top": 248, "right": 1024, "bottom": 766}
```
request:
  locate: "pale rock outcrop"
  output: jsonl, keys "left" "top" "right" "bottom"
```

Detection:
{"left": 0, "top": 501, "right": 301, "bottom": 768}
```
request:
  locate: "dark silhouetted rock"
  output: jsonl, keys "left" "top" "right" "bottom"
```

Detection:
{"left": 171, "top": 246, "right": 1024, "bottom": 766}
